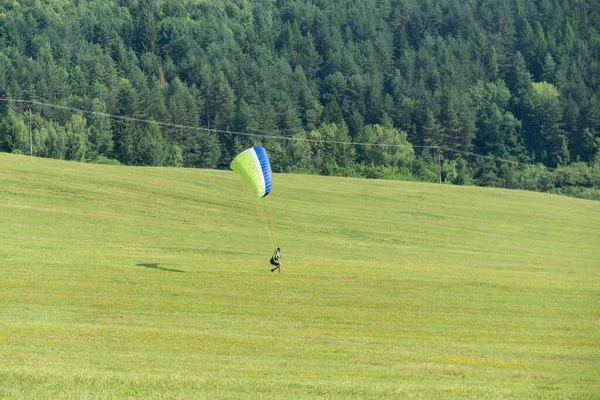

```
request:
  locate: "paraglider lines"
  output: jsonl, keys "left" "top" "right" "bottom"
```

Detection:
{"left": 243, "top": 183, "right": 276, "bottom": 249}
{"left": 266, "top": 195, "right": 277, "bottom": 248}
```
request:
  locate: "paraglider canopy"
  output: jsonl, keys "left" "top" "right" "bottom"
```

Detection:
{"left": 230, "top": 146, "right": 272, "bottom": 198}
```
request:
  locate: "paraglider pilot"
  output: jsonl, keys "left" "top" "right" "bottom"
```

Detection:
{"left": 270, "top": 248, "right": 282, "bottom": 273}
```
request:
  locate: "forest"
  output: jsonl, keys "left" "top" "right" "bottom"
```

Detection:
{"left": 1, "top": 0, "right": 599, "bottom": 198}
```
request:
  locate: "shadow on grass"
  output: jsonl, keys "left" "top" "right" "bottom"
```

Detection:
{"left": 137, "top": 263, "right": 184, "bottom": 273}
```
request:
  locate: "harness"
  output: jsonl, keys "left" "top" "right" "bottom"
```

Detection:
{"left": 270, "top": 251, "right": 280, "bottom": 265}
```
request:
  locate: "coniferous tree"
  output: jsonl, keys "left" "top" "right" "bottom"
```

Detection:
{"left": 65, "top": 114, "right": 89, "bottom": 162}
{"left": 0, "top": 0, "right": 598, "bottom": 198}
{"left": 0, "top": 108, "right": 28, "bottom": 154}
{"left": 88, "top": 99, "right": 114, "bottom": 160}
{"left": 358, "top": 124, "right": 414, "bottom": 168}
{"left": 527, "top": 81, "right": 568, "bottom": 166}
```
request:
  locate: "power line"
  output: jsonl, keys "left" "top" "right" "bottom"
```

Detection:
{"left": 440, "top": 147, "right": 561, "bottom": 172}
{"left": 0, "top": 97, "right": 433, "bottom": 149}
{"left": 1, "top": 97, "right": 598, "bottom": 179}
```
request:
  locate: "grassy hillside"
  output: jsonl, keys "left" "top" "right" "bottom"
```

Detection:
{"left": 1, "top": 153, "right": 598, "bottom": 399}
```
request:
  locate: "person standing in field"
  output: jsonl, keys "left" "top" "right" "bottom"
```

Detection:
{"left": 270, "top": 247, "right": 282, "bottom": 273}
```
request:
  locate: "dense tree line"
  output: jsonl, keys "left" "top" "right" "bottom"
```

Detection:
{"left": 1, "top": 0, "right": 599, "bottom": 198}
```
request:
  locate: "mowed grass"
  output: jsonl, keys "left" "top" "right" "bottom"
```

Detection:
{"left": 0, "top": 153, "right": 598, "bottom": 399}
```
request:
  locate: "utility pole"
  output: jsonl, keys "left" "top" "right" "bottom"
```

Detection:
{"left": 437, "top": 147, "right": 442, "bottom": 184}
{"left": 27, "top": 102, "right": 32, "bottom": 156}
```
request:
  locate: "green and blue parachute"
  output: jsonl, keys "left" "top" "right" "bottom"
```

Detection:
{"left": 230, "top": 146, "right": 272, "bottom": 198}
{"left": 230, "top": 146, "right": 277, "bottom": 247}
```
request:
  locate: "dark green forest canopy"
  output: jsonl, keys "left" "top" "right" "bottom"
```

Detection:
{"left": 1, "top": 0, "right": 599, "bottom": 198}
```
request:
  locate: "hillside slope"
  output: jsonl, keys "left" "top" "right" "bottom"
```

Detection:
{"left": 1, "top": 154, "right": 599, "bottom": 398}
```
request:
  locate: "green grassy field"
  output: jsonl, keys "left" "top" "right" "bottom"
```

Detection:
{"left": 1, "top": 153, "right": 599, "bottom": 399}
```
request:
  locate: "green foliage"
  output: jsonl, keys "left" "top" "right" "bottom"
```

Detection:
{"left": 165, "top": 143, "right": 183, "bottom": 167}
{"left": 411, "top": 155, "right": 439, "bottom": 183}
{"left": 281, "top": 134, "right": 313, "bottom": 173}
{"left": 116, "top": 120, "right": 169, "bottom": 166}
{"left": 183, "top": 132, "right": 221, "bottom": 168}
{"left": 0, "top": 0, "right": 598, "bottom": 198}
{"left": 88, "top": 99, "right": 114, "bottom": 160}
{"left": 441, "top": 159, "right": 458, "bottom": 184}
{"left": 358, "top": 124, "right": 414, "bottom": 168}
{"left": 307, "top": 122, "right": 355, "bottom": 175}
{"left": 515, "top": 164, "right": 557, "bottom": 192}
{"left": 137, "top": 121, "right": 169, "bottom": 166}
{"left": 360, "top": 164, "right": 415, "bottom": 181}
{"left": 473, "top": 158, "right": 506, "bottom": 188}
{"left": 554, "top": 162, "right": 600, "bottom": 188}
{"left": 41, "top": 122, "right": 67, "bottom": 160}
{"left": 527, "top": 82, "right": 567, "bottom": 166}
{"left": 92, "top": 155, "right": 122, "bottom": 165}
{"left": 592, "top": 138, "right": 600, "bottom": 169}
{"left": 0, "top": 108, "right": 28, "bottom": 153}
{"left": 551, "top": 186, "right": 600, "bottom": 201}
{"left": 65, "top": 114, "right": 89, "bottom": 162}
{"left": 471, "top": 80, "right": 523, "bottom": 159}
